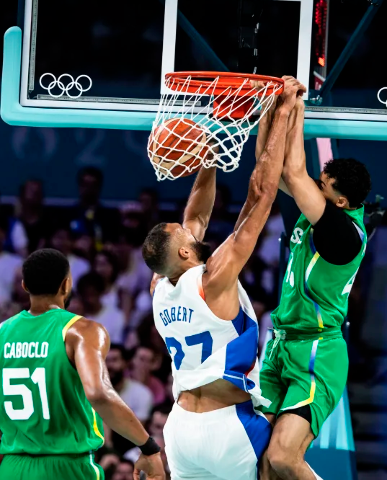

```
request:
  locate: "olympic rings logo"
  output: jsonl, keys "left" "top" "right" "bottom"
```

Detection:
{"left": 39, "top": 73, "right": 92, "bottom": 99}
{"left": 377, "top": 87, "right": 387, "bottom": 107}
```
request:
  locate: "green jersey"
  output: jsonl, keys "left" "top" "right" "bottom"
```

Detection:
{"left": 0, "top": 309, "right": 104, "bottom": 455}
{"left": 272, "top": 206, "right": 367, "bottom": 333}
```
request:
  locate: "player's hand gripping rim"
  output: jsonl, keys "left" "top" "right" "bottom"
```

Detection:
{"left": 277, "top": 76, "right": 306, "bottom": 114}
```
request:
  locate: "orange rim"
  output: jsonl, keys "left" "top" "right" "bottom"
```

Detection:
{"left": 165, "top": 71, "right": 284, "bottom": 97}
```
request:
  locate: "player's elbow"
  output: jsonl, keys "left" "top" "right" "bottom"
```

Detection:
{"left": 84, "top": 386, "right": 110, "bottom": 406}
{"left": 282, "top": 164, "right": 305, "bottom": 183}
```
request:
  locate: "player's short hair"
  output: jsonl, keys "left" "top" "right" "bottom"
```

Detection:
{"left": 23, "top": 248, "right": 70, "bottom": 296}
{"left": 142, "top": 223, "right": 170, "bottom": 274}
{"left": 323, "top": 158, "right": 371, "bottom": 208}
{"left": 77, "top": 272, "right": 105, "bottom": 296}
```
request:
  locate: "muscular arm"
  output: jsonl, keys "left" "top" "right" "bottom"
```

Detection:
{"left": 234, "top": 96, "right": 290, "bottom": 232}
{"left": 183, "top": 161, "right": 217, "bottom": 242}
{"left": 205, "top": 107, "right": 291, "bottom": 304}
{"left": 282, "top": 99, "right": 326, "bottom": 224}
{"left": 204, "top": 77, "right": 306, "bottom": 314}
{"left": 66, "top": 319, "right": 149, "bottom": 446}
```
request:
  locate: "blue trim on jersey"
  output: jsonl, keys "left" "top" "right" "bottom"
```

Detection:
{"left": 224, "top": 311, "right": 258, "bottom": 391}
{"left": 236, "top": 401, "right": 271, "bottom": 468}
{"left": 231, "top": 307, "right": 245, "bottom": 336}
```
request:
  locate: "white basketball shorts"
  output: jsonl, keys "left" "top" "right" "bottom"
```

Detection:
{"left": 164, "top": 400, "right": 271, "bottom": 480}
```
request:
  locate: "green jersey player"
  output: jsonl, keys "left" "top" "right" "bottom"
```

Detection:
{"left": 0, "top": 249, "right": 165, "bottom": 480}
{"left": 258, "top": 98, "right": 371, "bottom": 480}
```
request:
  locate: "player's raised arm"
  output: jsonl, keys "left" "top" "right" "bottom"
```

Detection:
{"left": 206, "top": 78, "right": 306, "bottom": 291}
{"left": 182, "top": 147, "right": 218, "bottom": 242}
{"left": 65, "top": 319, "right": 165, "bottom": 480}
{"left": 234, "top": 89, "right": 290, "bottom": 232}
{"left": 281, "top": 97, "right": 326, "bottom": 224}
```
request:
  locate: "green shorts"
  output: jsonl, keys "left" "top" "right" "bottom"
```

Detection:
{"left": 258, "top": 328, "right": 348, "bottom": 437}
{"left": 0, "top": 453, "right": 104, "bottom": 480}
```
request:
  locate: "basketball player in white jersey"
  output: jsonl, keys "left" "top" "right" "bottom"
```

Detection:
{"left": 142, "top": 77, "right": 306, "bottom": 480}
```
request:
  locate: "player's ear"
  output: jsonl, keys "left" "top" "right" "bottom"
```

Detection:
{"left": 61, "top": 276, "right": 71, "bottom": 296}
{"left": 336, "top": 195, "right": 349, "bottom": 209}
{"left": 178, "top": 246, "right": 190, "bottom": 259}
{"left": 21, "top": 280, "right": 29, "bottom": 294}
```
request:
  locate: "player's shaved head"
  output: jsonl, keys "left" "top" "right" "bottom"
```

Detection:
{"left": 142, "top": 222, "right": 171, "bottom": 274}
{"left": 23, "top": 248, "right": 70, "bottom": 296}
{"left": 143, "top": 222, "right": 212, "bottom": 277}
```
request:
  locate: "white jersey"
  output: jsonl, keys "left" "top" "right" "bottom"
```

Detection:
{"left": 153, "top": 264, "right": 270, "bottom": 409}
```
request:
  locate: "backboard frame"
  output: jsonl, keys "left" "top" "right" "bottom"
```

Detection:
{"left": 18, "top": 0, "right": 314, "bottom": 113}
{"left": 2, "top": 15, "right": 387, "bottom": 139}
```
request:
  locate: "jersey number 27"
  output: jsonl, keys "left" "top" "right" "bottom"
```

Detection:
{"left": 166, "top": 331, "right": 213, "bottom": 370}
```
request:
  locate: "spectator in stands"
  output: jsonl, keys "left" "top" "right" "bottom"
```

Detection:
{"left": 138, "top": 188, "right": 160, "bottom": 230}
{"left": 111, "top": 460, "right": 134, "bottom": 480}
{"left": 164, "top": 373, "right": 174, "bottom": 406}
{"left": 98, "top": 451, "right": 120, "bottom": 479}
{"left": 148, "top": 404, "right": 171, "bottom": 437}
{"left": 66, "top": 295, "right": 85, "bottom": 317}
{"left": 11, "top": 268, "right": 30, "bottom": 311}
{"left": 73, "top": 233, "right": 96, "bottom": 263}
{"left": 205, "top": 184, "right": 234, "bottom": 242}
{"left": 77, "top": 272, "right": 125, "bottom": 343}
{"left": 111, "top": 459, "right": 135, "bottom": 480}
{"left": 48, "top": 226, "right": 90, "bottom": 288}
{"left": 0, "top": 302, "right": 20, "bottom": 323}
{"left": 112, "top": 229, "right": 152, "bottom": 329}
{"left": 16, "top": 180, "right": 48, "bottom": 253}
{"left": 94, "top": 250, "right": 131, "bottom": 317}
{"left": 135, "top": 314, "right": 171, "bottom": 384}
{"left": 70, "top": 166, "right": 120, "bottom": 246}
{"left": 0, "top": 217, "right": 23, "bottom": 305}
{"left": 106, "top": 344, "right": 153, "bottom": 423}
{"left": 129, "top": 346, "right": 166, "bottom": 405}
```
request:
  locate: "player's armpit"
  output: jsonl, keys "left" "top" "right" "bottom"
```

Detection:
{"left": 206, "top": 192, "right": 274, "bottom": 292}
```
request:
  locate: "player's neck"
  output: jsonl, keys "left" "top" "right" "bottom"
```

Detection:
{"left": 168, "top": 260, "right": 203, "bottom": 285}
{"left": 28, "top": 297, "right": 65, "bottom": 316}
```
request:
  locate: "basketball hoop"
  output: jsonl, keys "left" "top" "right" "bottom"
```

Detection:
{"left": 148, "top": 71, "right": 284, "bottom": 181}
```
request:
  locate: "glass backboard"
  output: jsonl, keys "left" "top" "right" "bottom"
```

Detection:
{"left": 9, "top": 0, "right": 387, "bottom": 123}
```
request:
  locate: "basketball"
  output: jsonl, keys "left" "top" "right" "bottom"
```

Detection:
{"left": 149, "top": 118, "right": 208, "bottom": 178}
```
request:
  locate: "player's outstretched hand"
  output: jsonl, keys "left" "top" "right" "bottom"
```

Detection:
{"left": 134, "top": 453, "right": 166, "bottom": 480}
{"left": 278, "top": 76, "right": 306, "bottom": 114}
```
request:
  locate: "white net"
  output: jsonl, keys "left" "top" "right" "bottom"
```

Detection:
{"left": 148, "top": 74, "right": 283, "bottom": 181}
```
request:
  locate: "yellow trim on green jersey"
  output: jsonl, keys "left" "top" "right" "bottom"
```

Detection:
{"left": 92, "top": 408, "right": 105, "bottom": 444}
{"left": 62, "top": 315, "right": 82, "bottom": 340}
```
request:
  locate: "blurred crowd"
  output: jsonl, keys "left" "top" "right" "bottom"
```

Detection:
{"left": 0, "top": 166, "right": 284, "bottom": 479}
